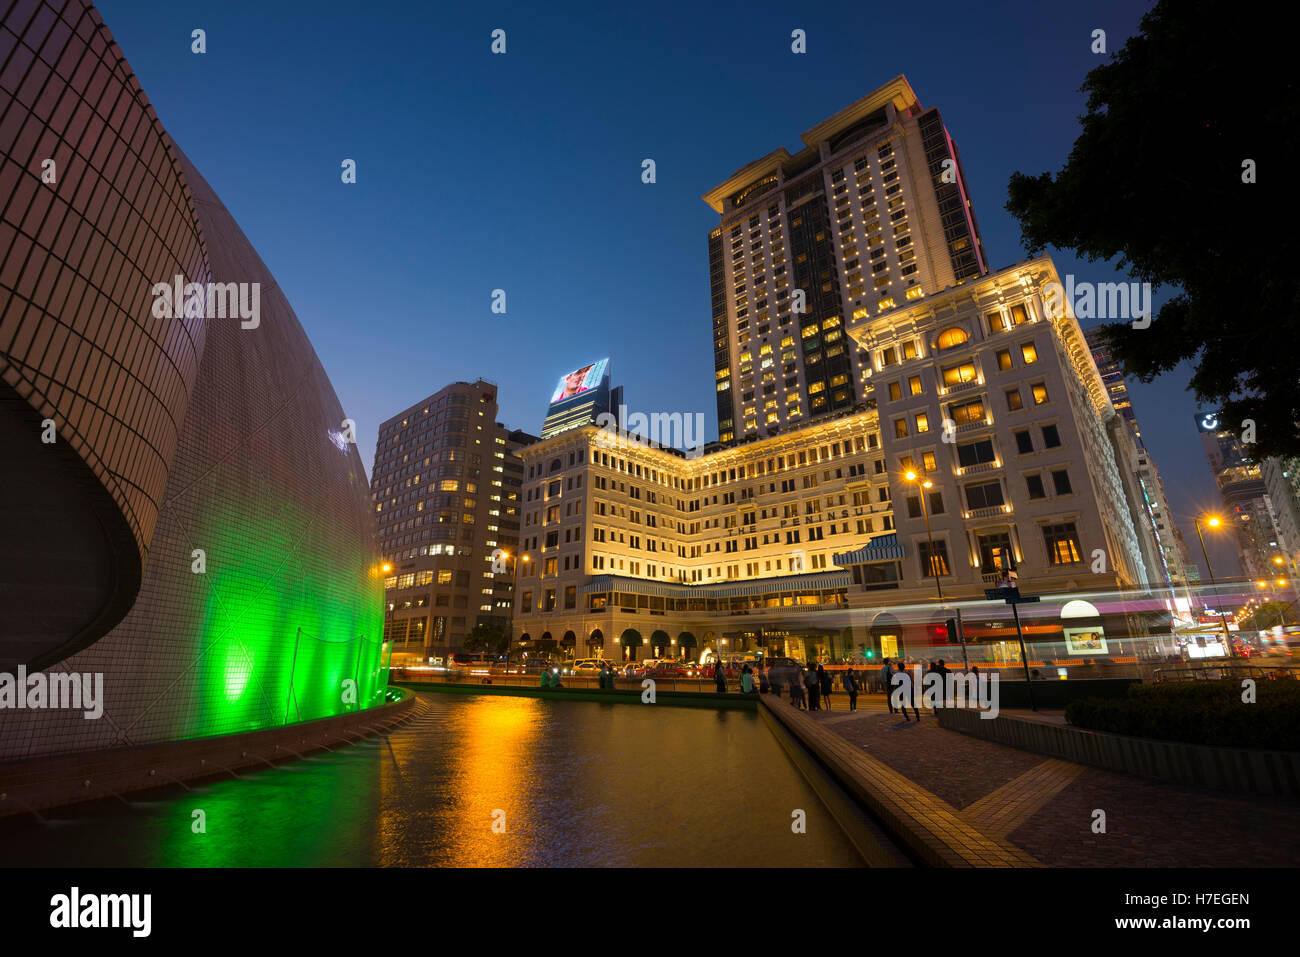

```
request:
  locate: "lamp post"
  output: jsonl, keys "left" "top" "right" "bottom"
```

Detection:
{"left": 1192, "top": 514, "right": 1233, "bottom": 656}
{"left": 905, "top": 470, "right": 943, "bottom": 601}
{"left": 500, "top": 551, "right": 529, "bottom": 666}
{"left": 905, "top": 469, "right": 968, "bottom": 667}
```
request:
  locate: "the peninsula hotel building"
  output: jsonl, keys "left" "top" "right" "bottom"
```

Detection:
{"left": 511, "top": 78, "right": 1169, "bottom": 664}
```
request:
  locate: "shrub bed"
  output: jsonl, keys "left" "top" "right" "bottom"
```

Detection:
{"left": 1064, "top": 680, "right": 1300, "bottom": 750}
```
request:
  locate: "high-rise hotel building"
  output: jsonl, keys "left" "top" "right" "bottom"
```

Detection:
{"left": 704, "top": 76, "right": 987, "bottom": 445}
{"left": 513, "top": 261, "right": 1165, "bottom": 662}
{"left": 512, "top": 80, "right": 1170, "bottom": 662}
{"left": 371, "top": 380, "right": 535, "bottom": 660}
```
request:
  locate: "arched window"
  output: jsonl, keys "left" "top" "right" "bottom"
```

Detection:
{"left": 936, "top": 326, "right": 969, "bottom": 350}
{"left": 550, "top": 458, "right": 563, "bottom": 473}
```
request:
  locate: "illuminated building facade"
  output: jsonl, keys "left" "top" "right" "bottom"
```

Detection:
{"left": 0, "top": 1, "right": 386, "bottom": 761}
{"left": 514, "top": 260, "right": 1163, "bottom": 661}
{"left": 704, "top": 76, "right": 987, "bottom": 445}
{"left": 1084, "top": 326, "right": 1192, "bottom": 589}
{"left": 370, "top": 380, "right": 534, "bottom": 659}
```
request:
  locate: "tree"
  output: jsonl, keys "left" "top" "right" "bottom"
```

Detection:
{"left": 1005, "top": 1, "right": 1299, "bottom": 457}
{"left": 462, "top": 623, "right": 510, "bottom": 656}
{"left": 1236, "top": 601, "right": 1294, "bottom": 634}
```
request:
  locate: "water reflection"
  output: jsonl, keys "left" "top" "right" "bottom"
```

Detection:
{"left": 0, "top": 694, "right": 863, "bottom": 867}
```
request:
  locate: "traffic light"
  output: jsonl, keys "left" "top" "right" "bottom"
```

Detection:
{"left": 945, "top": 618, "right": 958, "bottom": 643}
{"left": 865, "top": 649, "right": 875, "bottom": 658}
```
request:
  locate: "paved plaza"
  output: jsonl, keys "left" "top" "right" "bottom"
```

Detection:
{"left": 790, "top": 693, "right": 1300, "bottom": 866}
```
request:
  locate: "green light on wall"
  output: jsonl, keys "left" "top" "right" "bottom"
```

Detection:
{"left": 181, "top": 492, "right": 386, "bottom": 740}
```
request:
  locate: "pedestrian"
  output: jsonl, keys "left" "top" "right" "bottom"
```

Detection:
{"left": 934, "top": 658, "right": 950, "bottom": 706}
{"left": 713, "top": 659, "right": 727, "bottom": 693}
{"left": 540, "top": 668, "right": 551, "bottom": 689}
{"left": 806, "top": 664, "right": 821, "bottom": 711}
{"left": 790, "top": 671, "right": 806, "bottom": 709}
{"left": 843, "top": 667, "right": 859, "bottom": 712}
{"left": 758, "top": 665, "right": 770, "bottom": 694}
{"left": 817, "top": 664, "right": 833, "bottom": 711}
{"left": 741, "top": 664, "right": 755, "bottom": 694}
{"left": 896, "top": 661, "right": 918, "bottom": 721}
{"left": 880, "top": 658, "right": 896, "bottom": 714}
{"left": 551, "top": 668, "right": 564, "bottom": 689}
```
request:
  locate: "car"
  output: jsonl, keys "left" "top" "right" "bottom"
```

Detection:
{"left": 645, "top": 659, "right": 690, "bottom": 677}
{"left": 759, "top": 657, "right": 805, "bottom": 689}
{"left": 448, "top": 652, "right": 494, "bottom": 676}
{"left": 570, "top": 658, "right": 615, "bottom": 676}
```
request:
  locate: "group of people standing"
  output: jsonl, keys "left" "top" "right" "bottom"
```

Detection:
{"left": 766, "top": 663, "right": 861, "bottom": 712}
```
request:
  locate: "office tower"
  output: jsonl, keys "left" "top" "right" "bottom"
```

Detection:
{"left": 1084, "top": 326, "right": 1192, "bottom": 589}
{"left": 0, "top": 1, "right": 385, "bottom": 761}
{"left": 370, "top": 381, "right": 535, "bottom": 660}
{"left": 1084, "top": 326, "right": 1142, "bottom": 444}
{"left": 703, "top": 76, "right": 987, "bottom": 445}
{"left": 1195, "top": 412, "right": 1284, "bottom": 580}
{"left": 1260, "top": 457, "right": 1300, "bottom": 578}
{"left": 540, "top": 357, "right": 623, "bottom": 439}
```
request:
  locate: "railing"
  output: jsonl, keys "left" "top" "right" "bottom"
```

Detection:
{"left": 1152, "top": 664, "right": 1300, "bottom": 683}
{"left": 393, "top": 669, "right": 754, "bottom": 694}
{"left": 955, "top": 418, "right": 993, "bottom": 433}
{"left": 941, "top": 379, "right": 983, "bottom": 396}
{"left": 959, "top": 461, "right": 1001, "bottom": 476}
{"left": 965, "top": 505, "right": 1011, "bottom": 519}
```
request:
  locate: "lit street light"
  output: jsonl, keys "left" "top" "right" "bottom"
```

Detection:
{"left": 1192, "top": 513, "right": 1233, "bottom": 655}
{"left": 904, "top": 469, "right": 968, "bottom": 667}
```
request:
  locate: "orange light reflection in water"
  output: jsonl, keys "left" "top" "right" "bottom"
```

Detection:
{"left": 378, "top": 696, "right": 542, "bottom": 866}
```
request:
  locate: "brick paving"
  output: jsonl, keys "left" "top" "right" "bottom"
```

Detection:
{"left": 760, "top": 697, "right": 1040, "bottom": 867}
{"left": 801, "top": 693, "right": 1300, "bottom": 867}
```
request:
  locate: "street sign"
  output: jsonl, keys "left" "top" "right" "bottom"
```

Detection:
{"left": 982, "top": 587, "right": 1042, "bottom": 710}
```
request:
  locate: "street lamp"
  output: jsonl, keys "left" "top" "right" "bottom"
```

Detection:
{"left": 905, "top": 470, "right": 943, "bottom": 601}
{"left": 500, "top": 551, "right": 529, "bottom": 664}
{"left": 904, "top": 469, "right": 968, "bottom": 667}
{"left": 1192, "top": 514, "right": 1233, "bottom": 656}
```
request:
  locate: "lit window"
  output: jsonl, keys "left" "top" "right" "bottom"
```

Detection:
{"left": 936, "top": 327, "right": 968, "bottom": 349}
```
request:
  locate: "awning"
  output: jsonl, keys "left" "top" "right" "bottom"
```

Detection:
{"left": 834, "top": 533, "right": 907, "bottom": 564}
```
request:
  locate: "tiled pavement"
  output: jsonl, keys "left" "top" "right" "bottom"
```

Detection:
{"left": 799, "top": 694, "right": 1300, "bottom": 867}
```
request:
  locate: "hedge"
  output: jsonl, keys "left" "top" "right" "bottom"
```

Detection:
{"left": 1064, "top": 680, "right": 1300, "bottom": 750}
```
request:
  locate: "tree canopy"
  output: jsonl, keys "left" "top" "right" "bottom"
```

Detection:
{"left": 462, "top": 622, "right": 510, "bottom": 656}
{"left": 1005, "top": 1, "right": 1297, "bottom": 456}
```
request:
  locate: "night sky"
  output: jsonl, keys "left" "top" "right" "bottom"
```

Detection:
{"left": 96, "top": 0, "right": 1240, "bottom": 576}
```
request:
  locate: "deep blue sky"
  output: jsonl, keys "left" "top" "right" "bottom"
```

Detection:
{"left": 97, "top": 0, "right": 1239, "bottom": 577}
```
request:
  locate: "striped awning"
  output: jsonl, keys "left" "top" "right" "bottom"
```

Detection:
{"left": 833, "top": 533, "right": 907, "bottom": 564}
{"left": 578, "top": 571, "right": 851, "bottom": 599}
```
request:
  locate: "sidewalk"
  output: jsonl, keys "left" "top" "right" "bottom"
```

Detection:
{"left": 799, "top": 693, "right": 1300, "bottom": 866}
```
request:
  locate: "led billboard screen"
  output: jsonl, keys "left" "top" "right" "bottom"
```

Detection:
{"left": 549, "top": 359, "right": 609, "bottom": 405}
